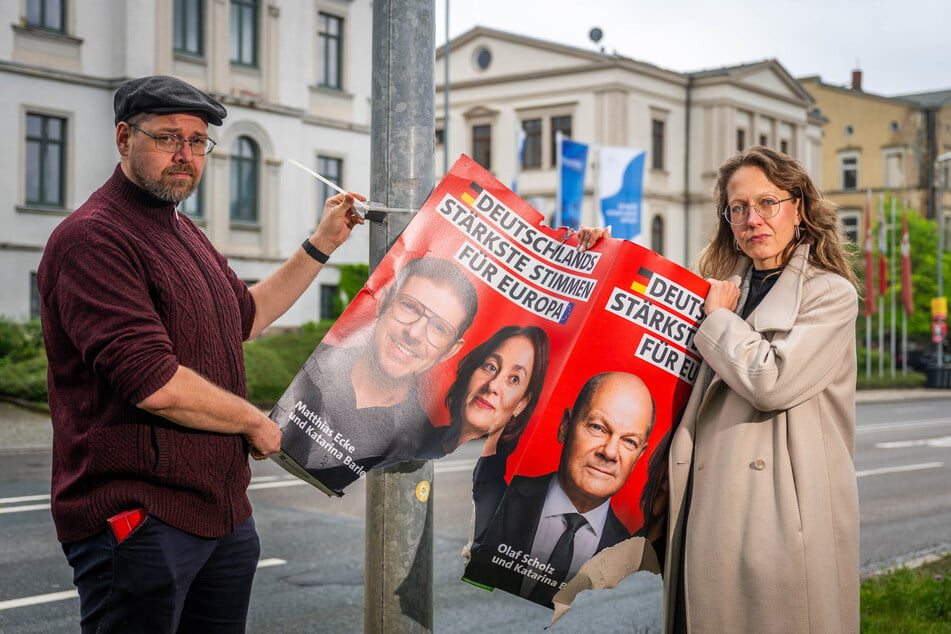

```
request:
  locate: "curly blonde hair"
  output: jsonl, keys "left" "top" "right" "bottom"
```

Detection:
{"left": 696, "top": 146, "right": 857, "bottom": 287}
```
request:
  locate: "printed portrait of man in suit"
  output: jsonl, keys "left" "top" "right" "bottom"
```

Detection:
{"left": 465, "top": 371, "right": 655, "bottom": 607}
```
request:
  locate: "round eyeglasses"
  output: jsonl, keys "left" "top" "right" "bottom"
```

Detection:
{"left": 130, "top": 124, "right": 217, "bottom": 156}
{"left": 723, "top": 196, "right": 798, "bottom": 225}
{"left": 389, "top": 293, "right": 458, "bottom": 348}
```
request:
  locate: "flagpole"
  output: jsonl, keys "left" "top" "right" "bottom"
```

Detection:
{"left": 593, "top": 144, "right": 601, "bottom": 229}
{"left": 555, "top": 130, "right": 563, "bottom": 227}
{"left": 902, "top": 199, "right": 909, "bottom": 377}
{"left": 864, "top": 188, "right": 874, "bottom": 380}
{"left": 878, "top": 193, "right": 885, "bottom": 378}
{"left": 890, "top": 195, "right": 897, "bottom": 378}
{"left": 902, "top": 310, "right": 908, "bottom": 377}
{"left": 878, "top": 296, "right": 884, "bottom": 378}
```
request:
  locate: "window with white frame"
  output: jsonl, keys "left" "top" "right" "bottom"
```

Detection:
{"left": 840, "top": 152, "right": 859, "bottom": 191}
{"left": 521, "top": 118, "right": 542, "bottom": 169}
{"left": 884, "top": 149, "right": 904, "bottom": 189}
{"left": 174, "top": 0, "right": 204, "bottom": 57}
{"left": 840, "top": 210, "right": 860, "bottom": 243}
{"left": 30, "top": 272, "right": 41, "bottom": 320}
{"left": 550, "top": 115, "right": 572, "bottom": 168}
{"left": 514, "top": 107, "right": 576, "bottom": 168}
{"left": 472, "top": 124, "right": 492, "bottom": 170}
{"left": 26, "top": 0, "right": 65, "bottom": 32}
{"left": 179, "top": 178, "right": 205, "bottom": 219}
{"left": 230, "top": 136, "right": 259, "bottom": 223}
{"left": 230, "top": 0, "right": 258, "bottom": 67}
{"left": 651, "top": 215, "right": 664, "bottom": 255}
{"left": 651, "top": 119, "right": 665, "bottom": 170}
{"left": 316, "top": 155, "right": 343, "bottom": 221}
{"left": 318, "top": 12, "right": 343, "bottom": 89}
{"left": 320, "top": 284, "right": 340, "bottom": 320}
{"left": 25, "top": 112, "right": 66, "bottom": 208}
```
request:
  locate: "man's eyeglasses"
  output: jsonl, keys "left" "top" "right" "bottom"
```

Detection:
{"left": 389, "top": 294, "right": 458, "bottom": 348}
{"left": 723, "top": 196, "right": 798, "bottom": 225}
{"left": 130, "top": 124, "right": 217, "bottom": 156}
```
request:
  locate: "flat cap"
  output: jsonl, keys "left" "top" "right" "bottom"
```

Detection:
{"left": 114, "top": 75, "right": 227, "bottom": 126}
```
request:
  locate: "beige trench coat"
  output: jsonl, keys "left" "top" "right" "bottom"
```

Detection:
{"left": 664, "top": 244, "right": 860, "bottom": 633}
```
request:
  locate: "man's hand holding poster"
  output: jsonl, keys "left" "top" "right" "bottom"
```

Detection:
{"left": 270, "top": 155, "right": 708, "bottom": 607}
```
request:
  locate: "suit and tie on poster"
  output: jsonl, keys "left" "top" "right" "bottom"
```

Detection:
{"left": 269, "top": 155, "right": 707, "bottom": 608}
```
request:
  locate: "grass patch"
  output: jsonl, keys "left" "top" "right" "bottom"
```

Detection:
{"left": 861, "top": 552, "right": 951, "bottom": 632}
{"left": 857, "top": 371, "right": 927, "bottom": 390}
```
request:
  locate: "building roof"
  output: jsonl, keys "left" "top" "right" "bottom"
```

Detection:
{"left": 442, "top": 26, "right": 810, "bottom": 103}
{"left": 893, "top": 89, "right": 951, "bottom": 108}
{"left": 688, "top": 59, "right": 815, "bottom": 104}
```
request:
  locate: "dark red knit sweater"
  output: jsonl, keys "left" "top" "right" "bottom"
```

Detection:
{"left": 38, "top": 165, "right": 256, "bottom": 543}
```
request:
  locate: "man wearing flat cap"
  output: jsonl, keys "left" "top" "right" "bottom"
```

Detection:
{"left": 38, "top": 75, "right": 364, "bottom": 633}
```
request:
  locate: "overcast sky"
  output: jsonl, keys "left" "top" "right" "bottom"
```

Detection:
{"left": 435, "top": 0, "right": 950, "bottom": 96}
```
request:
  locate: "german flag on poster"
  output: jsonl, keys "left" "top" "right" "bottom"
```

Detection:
{"left": 460, "top": 181, "right": 484, "bottom": 206}
{"left": 630, "top": 267, "right": 652, "bottom": 294}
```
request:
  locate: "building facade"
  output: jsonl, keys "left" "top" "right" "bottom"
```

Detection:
{"left": 1, "top": 0, "right": 373, "bottom": 326}
{"left": 799, "top": 73, "right": 951, "bottom": 242}
{"left": 435, "top": 27, "right": 819, "bottom": 268}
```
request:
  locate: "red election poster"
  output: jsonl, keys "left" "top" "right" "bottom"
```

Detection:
{"left": 270, "top": 156, "right": 708, "bottom": 604}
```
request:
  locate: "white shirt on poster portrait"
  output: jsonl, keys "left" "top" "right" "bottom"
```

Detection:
{"left": 519, "top": 477, "right": 609, "bottom": 596}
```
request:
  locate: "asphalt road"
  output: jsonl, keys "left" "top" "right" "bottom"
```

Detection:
{"left": 0, "top": 393, "right": 948, "bottom": 633}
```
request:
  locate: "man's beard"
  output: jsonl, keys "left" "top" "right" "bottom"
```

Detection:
{"left": 130, "top": 160, "right": 200, "bottom": 204}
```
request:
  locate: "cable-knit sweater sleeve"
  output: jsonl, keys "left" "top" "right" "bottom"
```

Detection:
{"left": 44, "top": 223, "right": 180, "bottom": 405}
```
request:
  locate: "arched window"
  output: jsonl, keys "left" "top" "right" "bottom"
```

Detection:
{"left": 230, "top": 136, "right": 259, "bottom": 223}
{"left": 651, "top": 215, "right": 664, "bottom": 255}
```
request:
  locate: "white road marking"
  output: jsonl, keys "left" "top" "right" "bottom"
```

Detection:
{"left": 0, "top": 559, "right": 288, "bottom": 611}
{"left": 875, "top": 436, "right": 951, "bottom": 449}
{"left": 0, "top": 503, "right": 50, "bottom": 514}
{"left": 257, "top": 558, "right": 287, "bottom": 568}
{"left": 247, "top": 479, "right": 308, "bottom": 491}
{"left": 856, "top": 462, "right": 944, "bottom": 477}
{"left": 0, "top": 590, "right": 78, "bottom": 611}
{"left": 858, "top": 418, "right": 951, "bottom": 433}
{"left": 0, "top": 494, "right": 49, "bottom": 504}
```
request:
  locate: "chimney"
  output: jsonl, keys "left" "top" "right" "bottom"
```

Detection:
{"left": 851, "top": 69, "right": 863, "bottom": 91}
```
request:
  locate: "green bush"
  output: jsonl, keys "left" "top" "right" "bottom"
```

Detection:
{"left": 334, "top": 264, "right": 370, "bottom": 316}
{"left": 0, "top": 318, "right": 44, "bottom": 362}
{"left": 858, "top": 346, "right": 893, "bottom": 376}
{"left": 0, "top": 354, "right": 49, "bottom": 402}
{"left": 856, "top": 346, "right": 927, "bottom": 388}
{"left": 243, "top": 324, "right": 331, "bottom": 405}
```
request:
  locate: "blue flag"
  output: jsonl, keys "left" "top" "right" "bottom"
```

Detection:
{"left": 512, "top": 128, "right": 527, "bottom": 193}
{"left": 558, "top": 135, "right": 588, "bottom": 229}
{"left": 598, "top": 147, "right": 645, "bottom": 242}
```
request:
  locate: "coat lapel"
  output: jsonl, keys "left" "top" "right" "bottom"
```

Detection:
{"left": 749, "top": 243, "right": 810, "bottom": 334}
{"left": 695, "top": 244, "right": 810, "bottom": 416}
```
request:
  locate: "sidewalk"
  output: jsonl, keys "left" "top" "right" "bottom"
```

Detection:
{"left": 2, "top": 388, "right": 950, "bottom": 452}
{"left": 0, "top": 400, "right": 52, "bottom": 451}
{"left": 853, "top": 387, "right": 951, "bottom": 403}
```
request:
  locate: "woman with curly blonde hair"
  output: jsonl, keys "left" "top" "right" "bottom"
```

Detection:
{"left": 667, "top": 146, "right": 860, "bottom": 632}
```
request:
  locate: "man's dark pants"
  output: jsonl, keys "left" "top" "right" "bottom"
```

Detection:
{"left": 63, "top": 515, "right": 260, "bottom": 633}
